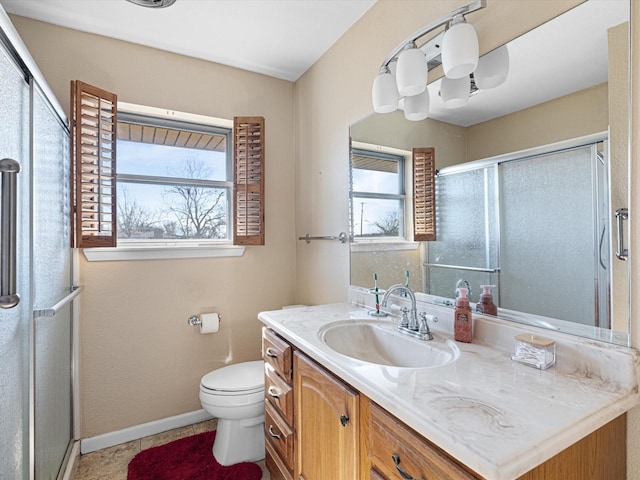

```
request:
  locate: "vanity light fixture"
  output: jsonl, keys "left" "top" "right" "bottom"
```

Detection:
{"left": 125, "top": 0, "right": 177, "bottom": 8}
{"left": 396, "top": 42, "right": 429, "bottom": 97}
{"left": 441, "top": 14, "right": 479, "bottom": 79}
{"left": 372, "top": 65, "right": 400, "bottom": 113}
{"left": 372, "top": 0, "right": 509, "bottom": 120}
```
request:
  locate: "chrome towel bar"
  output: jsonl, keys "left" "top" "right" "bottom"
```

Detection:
{"left": 423, "top": 263, "right": 500, "bottom": 274}
{"left": 34, "top": 285, "right": 84, "bottom": 318}
{"left": 298, "top": 232, "right": 348, "bottom": 244}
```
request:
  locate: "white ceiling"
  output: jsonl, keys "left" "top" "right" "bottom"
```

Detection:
{"left": 0, "top": 0, "right": 629, "bottom": 125}
{"left": 0, "top": 0, "right": 376, "bottom": 81}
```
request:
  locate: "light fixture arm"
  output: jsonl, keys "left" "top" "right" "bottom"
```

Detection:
{"left": 378, "top": 0, "right": 486, "bottom": 70}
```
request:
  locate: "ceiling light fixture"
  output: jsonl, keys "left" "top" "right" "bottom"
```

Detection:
{"left": 126, "top": 0, "right": 177, "bottom": 8}
{"left": 372, "top": 0, "right": 509, "bottom": 121}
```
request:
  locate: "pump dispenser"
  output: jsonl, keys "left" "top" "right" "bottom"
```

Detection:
{"left": 454, "top": 287, "right": 473, "bottom": 343}
{"left": 476, "top": 285, "right": 497, "bottom": 316}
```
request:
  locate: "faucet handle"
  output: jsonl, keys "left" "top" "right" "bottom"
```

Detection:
{"left": 418, "top": 312, "right": 436, "bottom": 340}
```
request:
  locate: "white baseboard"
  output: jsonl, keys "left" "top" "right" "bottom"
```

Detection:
{"left": 80, "top": 409, "right": 213, "bottom": 454}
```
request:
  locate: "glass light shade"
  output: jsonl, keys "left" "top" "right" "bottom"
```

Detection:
{"left": 474, "top": 45, "right": 510, "bottom": 89}
{"left": 441, "top": 75, "right": 470, "bottom": 108}
{"left": 372, "top": 71, "right": 399, "bottom": 113}
{"left": 404, "top": 89, "right": 430, "bottom": 121}
{"left": 441, "top": 21, "right": 479, "bottom": 79}
{"left": 396, "top": 46, "right": 428, "bottom": 97}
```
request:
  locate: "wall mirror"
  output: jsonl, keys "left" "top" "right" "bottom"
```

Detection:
{"left": 349, "top": 0, "right": 631, "bottom": 346}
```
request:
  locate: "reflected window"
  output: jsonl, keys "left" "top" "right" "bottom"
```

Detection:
{"left": 350, "top": 148, "right": 405, "bottom": 239}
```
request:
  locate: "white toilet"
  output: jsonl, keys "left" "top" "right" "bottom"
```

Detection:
{"left": 199, "top": 360, "right": 265, "bottom": 466}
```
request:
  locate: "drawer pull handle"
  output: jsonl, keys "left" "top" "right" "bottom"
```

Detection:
{"left": 268, "top": 425, "right": 281, "bottom": 440}
{"left": 267, "top": 386, "right": 281, "bottom": 399}
{"left": 392, "top": 454, "right": 423, "bottom": 480}
{"left": 340, "top": 414, "right": 349, "bottom": 427}
{"left": 265, "top": 348, "right": 278, "bottom": 358}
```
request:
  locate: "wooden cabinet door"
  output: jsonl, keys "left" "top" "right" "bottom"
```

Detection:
{"left": 294, "top": 352, "right": 359, "bottom": 480}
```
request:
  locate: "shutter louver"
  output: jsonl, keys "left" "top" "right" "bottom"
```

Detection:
{"left": 233, "top": 116, "right": 265, "bottom": 245}
{"left": 413, "top": 147, "right": 436, "bottom": 242}
{"left": 71, "top": 81, "right": 117, "bottom": 248}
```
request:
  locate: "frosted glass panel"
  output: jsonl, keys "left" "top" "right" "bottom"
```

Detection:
{"left": 33, "top": 86, "right": 73, "bottom": 479}
{"left": 0, "top": 45, "right": 31, "bottom": 480}
{"left": 500, "top": 147, "right": 595, "bottom": 324}
{"left": 33, "top": 86, "right": 71, "bottom": 307}
{"left": 428, "top": 167, "right": 498, "bottom": 302}
{"left": 35, "top": 304, "right": 72, "bottom": 478}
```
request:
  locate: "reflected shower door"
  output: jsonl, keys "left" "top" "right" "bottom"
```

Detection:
{"left": 499, "top": 146, "right": 596, "bottom": 324}
{"left": 427, "top": 166, "right": 499, "bottom": 302}
{"left": 33, "top": 84, "right": 73, "bottom": 479}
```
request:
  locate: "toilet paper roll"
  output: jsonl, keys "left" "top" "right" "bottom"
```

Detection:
{"left": 199, "top": 313, "right": 221, "bottom": 334}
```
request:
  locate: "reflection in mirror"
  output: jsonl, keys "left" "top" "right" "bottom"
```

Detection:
{"left": 349, "top": 0, "right": 630, "bottom": 345}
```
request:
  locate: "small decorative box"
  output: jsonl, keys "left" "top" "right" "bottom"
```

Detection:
{"left": 511, "top": 333, "right": 556, "bottom": 370}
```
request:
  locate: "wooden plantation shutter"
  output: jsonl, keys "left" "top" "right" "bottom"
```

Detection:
{"left": 413, "top": 147, "right": 436, "bottom": 242}
{"left": 233, "top": 116, "right": 265, "bottom": 245}
{"left": 70, "top": 80, "right": 117, "bottom": 248}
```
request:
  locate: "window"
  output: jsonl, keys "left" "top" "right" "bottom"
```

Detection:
{"left": 71, "top": 81, "right": 265, "bottom": 258}
{"left": 350, "top": 147, "right": 406, "bottom": 239}
{"left": 116, "top": 110, "right": 233, "bottom": 244}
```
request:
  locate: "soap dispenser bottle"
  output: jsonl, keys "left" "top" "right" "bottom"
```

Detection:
{"left": 454, "top": 287, "right": 473, "bottom": 343}
{"left": 476, "top": 285, "right": 497, "bottom": 316}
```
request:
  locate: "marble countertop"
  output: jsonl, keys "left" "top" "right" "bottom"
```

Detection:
{"left": 258, "top": 293, "right": 640, "bottom": 480}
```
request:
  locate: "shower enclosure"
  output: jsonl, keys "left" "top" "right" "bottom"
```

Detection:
{"left": 426, "top": 136, "right": 613, "bottom": 329}
{"left": 0, "top": 9, "right": 78, "bottom": 480}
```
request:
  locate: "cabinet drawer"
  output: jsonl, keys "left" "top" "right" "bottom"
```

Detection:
{"left": 262, "top": 328, "right": 292, "bottom": 381}
{"left": 265, "top": 400, "right": 294, "bottom": 471}
{"left": 369, "top": 402, "right": 477, "bottom": 480}
{"left": 265, "top": 439, "right": 293, "bottom": 480}
{"left": 265, "top": 362, "right": 294, "bottom": 425}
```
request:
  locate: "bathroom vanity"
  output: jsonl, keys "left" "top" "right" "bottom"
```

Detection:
{"left": 259, "top": 296, "right": 639, "bottom": 480}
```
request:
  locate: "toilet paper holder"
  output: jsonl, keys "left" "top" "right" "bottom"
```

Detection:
{"left": 188, "top": 314, "right": 222, "bottom": 327}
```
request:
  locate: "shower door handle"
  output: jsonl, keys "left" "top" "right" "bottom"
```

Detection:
{"left": 0, "top": 158, "right": 21, "bottom": 309}
{"left": 615, "top": 208, "right": 629, "bottom": 261}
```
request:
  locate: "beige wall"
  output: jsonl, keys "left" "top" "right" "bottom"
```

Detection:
{"left": 628, "top": 3, "right": 640, "bottom": 477}
{"left": 467, "top": 83, "right": 608, "bottom": 160}
{"left": 294, "top": 0, "right": 640, "bottom": 475}
{"left": 350, "top": 110, "right": 468, "bottom": 170}
{"left": 11, "top": 16, "right": 297, "bottom": 438}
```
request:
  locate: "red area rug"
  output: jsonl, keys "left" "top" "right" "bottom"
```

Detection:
{"left": 127, "top": 430, "right": 262, "bottom": 480}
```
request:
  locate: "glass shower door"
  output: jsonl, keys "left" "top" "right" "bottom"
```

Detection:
{"left": 0, "top": 40, "right": 31, "bottom": 480}
{"left": 32, "top": 84, "right": 73, "bottom": 479}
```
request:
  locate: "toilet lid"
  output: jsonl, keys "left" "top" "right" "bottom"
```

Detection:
{"left": 201, "top": 360, "right": 264, "bottom": 393}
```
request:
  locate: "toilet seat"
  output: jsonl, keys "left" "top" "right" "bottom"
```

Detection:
{"left": 200, "top": 360, "right": 264, "bottom": 396}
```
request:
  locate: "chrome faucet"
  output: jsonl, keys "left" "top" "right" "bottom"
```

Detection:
{"left": 381, "top": 284, "right": 434, "bottom": 341}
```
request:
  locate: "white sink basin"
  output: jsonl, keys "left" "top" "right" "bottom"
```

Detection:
{"left": 318, "top": 320, "right": 459, "bottom": 368}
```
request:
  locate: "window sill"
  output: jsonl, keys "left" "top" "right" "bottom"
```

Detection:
{"left": 350, "top": 240, "right": 419, "bottom": 253}
{"left": 83, "top": 244, "right": 246, "bottom": 262}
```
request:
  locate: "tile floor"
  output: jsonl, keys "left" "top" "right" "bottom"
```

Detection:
{"left": 70, "top": 419, "right": 270, "bottom": 480}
